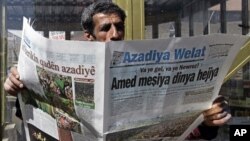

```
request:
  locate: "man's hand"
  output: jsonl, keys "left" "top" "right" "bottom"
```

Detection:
{"left": 3, "top": 67, "right": 24, "bottom": 96}
{"left": 203, "top": 96, "right": 231, "bottom": 126}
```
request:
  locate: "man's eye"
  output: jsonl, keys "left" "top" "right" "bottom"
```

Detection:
{"left": 116, "top": 24, "right": 125, "bottom": 31}
{"left": 100, "top": 24, "right": 111, "bottom": 32}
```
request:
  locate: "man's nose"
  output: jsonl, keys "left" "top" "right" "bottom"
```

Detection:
{"left": 109, "top": 25, "right": 120, "bottom": 41}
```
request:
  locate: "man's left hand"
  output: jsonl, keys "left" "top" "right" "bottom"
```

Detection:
{"left": 203, "top": 96, "right": 231, "bottom": 126}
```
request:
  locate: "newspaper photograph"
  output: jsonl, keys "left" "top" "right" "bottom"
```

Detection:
{"left": 17, "top": 18, "right": 249, "bottom": 141}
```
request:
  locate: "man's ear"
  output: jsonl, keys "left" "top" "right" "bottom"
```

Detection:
{"left": 83, "top": 31, "right": 95, "bottom": 41}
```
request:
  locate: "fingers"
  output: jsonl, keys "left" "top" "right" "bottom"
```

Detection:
{"left": 204, "top": 113, "right": 231, "bottom": 126}
{"left": 213, "top": 95, "right": 225, "bottom": 104}
{"left": 10, "top": 66, "right": 19, "bottom": 76}
{"left": 4, "top": 78, "right": 18, "bottom": 96}
{"left": 8, "top": 72, "right": 23, "bottom": 89}
{"left": 205, "top": 111, "right": 227, "bottom": 121}
{"left": 4, "top": 77, "right": 22, "bottom": 96}
{"left": 203, "top": 101, "right": 226, "bottom": 117}
{"left": 3, "top": 66, "right": 24, "bottom": 96}
{"left": 203, "top": 96, "right": 231, "bottom": 126}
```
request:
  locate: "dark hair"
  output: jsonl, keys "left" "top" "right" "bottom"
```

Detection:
{"left": 81, "top": 2, "right": 126, "bottom": 34}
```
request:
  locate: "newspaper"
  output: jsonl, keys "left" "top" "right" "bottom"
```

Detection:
{"left": 17, "top": 18, "right": 249, "bottom": 141}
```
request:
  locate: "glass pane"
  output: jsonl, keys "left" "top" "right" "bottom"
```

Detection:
{"left": 143, "top": 0, "right": 250, "bottom": 140}
{"left": 219, "top": 1, "right": 250, "bottom": 132}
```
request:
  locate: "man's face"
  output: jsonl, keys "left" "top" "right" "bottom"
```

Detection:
{"left": 87, "top": 13, "right": 125, "bottom": 42}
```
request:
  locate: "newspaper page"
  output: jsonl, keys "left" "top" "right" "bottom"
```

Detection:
{"left": 17, "top": 18, "right": 249, "bottom": 141}
{"left": 103, "top": 36, "right": 249, "bottom": 141}
{"left": 18, "top": 19, "right": 106, "bottom": 141}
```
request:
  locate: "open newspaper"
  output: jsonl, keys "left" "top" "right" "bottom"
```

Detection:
{"left": 17, "top": 18, "right": 249, "bottom": 141}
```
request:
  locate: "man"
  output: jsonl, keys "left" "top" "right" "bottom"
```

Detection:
{"left": 4, "top": 2, "right": 230, "bottom": 140}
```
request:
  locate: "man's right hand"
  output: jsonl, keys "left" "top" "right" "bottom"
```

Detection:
{"left": 4, "top": 67, "right": 24, "bottom": 96}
